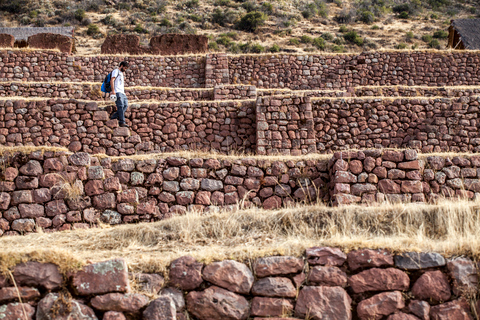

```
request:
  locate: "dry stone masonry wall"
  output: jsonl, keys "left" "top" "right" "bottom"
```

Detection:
{"left": 0, "top": 151, "right": 329, "bottom": 236}
{"left": 0, "top": 250, "right": 477, "bottom": 319}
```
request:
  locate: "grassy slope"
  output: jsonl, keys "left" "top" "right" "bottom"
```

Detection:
{"left": 0, "top": 0, "right": 478, "bottom": 55}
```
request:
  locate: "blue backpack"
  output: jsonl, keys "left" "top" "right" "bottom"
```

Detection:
{"left": 101, "top": 72, "right": 113, "bottom": 93}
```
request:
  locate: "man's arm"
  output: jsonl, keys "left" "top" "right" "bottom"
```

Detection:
{"left": 110, "top": 76, "right": 116, "bottom": 95}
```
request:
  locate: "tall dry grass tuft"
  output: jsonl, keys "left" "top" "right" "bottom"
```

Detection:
{"left": 1, "top": 200, "right": 480, "bottom": 274}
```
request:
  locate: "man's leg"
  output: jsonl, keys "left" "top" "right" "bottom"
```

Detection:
{"left": 118, "top": 93, "right": 129, "bottom": 126}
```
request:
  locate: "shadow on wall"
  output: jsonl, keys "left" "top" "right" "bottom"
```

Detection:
{"left": 0, "top": 32, "right": 74, "bottom": 54}
{"left": 100, "top": 34, "right": 208, "bottom": 55}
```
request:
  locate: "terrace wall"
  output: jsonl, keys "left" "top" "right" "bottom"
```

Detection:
{"left": 0, "top": 251, "right": 476, "bottom": 320}
{"left": 2, "top": 50, "right": 480, "bottom": 90}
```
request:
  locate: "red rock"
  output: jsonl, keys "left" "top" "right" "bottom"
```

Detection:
{"left": 349, "top": 268, "right": 409, "bottom": 293}
{"left": 68, "top": 153, "right": 91, "bottom": 166}
{"left": 93, "top": 193, "right": 116, "bottom": 209}
{"left": 169, "top": 256, "right": 204, "bottom": 291}
{"left": 160, "top": 288, "right": 185, "bottom": 311}
{"left": 295, "top": 286, "right": 352, "bottom": 320}
{"left": 91, "top": 293, "right": 149, "bottom": 313}
{"left": 364, "top": 157, "right": 376, "bottom": 172}
{"left": 398, "top": 160, "right": 421, "bottom": 170}
{"left": 37, "top": 292, "right": 98, "bottom": 320}
{"left": 378, "top": 179, "right": 401, "bottom": 194}
{"left": 195, "top": 191, "right": 211, "bottom": 205}
{"left": 308, "top": 266, "right": 347, "bottom": 287}
{"left": 347, "top": 249, "right": 394, "bottom": 270}
{"left": 85, "top": 180, "right": 105, "bottom": 196}
{"left": 430, "top": 300, "right": 473, "bottom": 320}
{"left": 202, "top": 260, "right": 253, "bottom": 294}
{"left": 401, "top": 181, "right": 423, "bottom": 193}
{"left": 333, "top": 171, "right": 357, "bottom": 183}
{"left": 13, "top": 261, "right": 62, "bottom": 290}
{"left": 0, "top": 287, "right": 40, "bottom": 303}
{"left": 0, "top": 302, "right": 35, "bottom": 320}
{"left": 143, "top": 296, "right": 176, "bottom": 320}
{"left": 411, "top": 271, "right": 451, "bottom": 303}
{"left": 18, "top": 203, "right": 44, "bottom": 218}
{"left": 333, "top": 159, "right": 348, "bottom": 171}
{"left": 447, "top": 257, "right": 478, "bottom": 295}
{"left": 349, "top": 160, "right": 363, "bottom": 174}
{"left": 254, "top": 256, "right": 304, "bottom": 278}
{"left": 383, "top": 150, "right": 404, "bottom": 162}
{"left": 409, "top": 300, "right": 430, "bottom": 320}
{"left": 0, "top": 193, "right": 10, "bottom": 210}
{"left": 357, "top": 291, "right": 405, "bottom": 320}
{"left": 251, "top": 277, "right": 296, "bottom": 298}
{"left": 186, "top": 286, "right": 249, "bottom": 320}
{"left": 387, "top": 312, "right": 421, "bottom": 320}
{"left": 33, "top": 188, "right": 51, "bottom": 203}
{"left": 263, "top": 195, "right": 282, "bottom": 209}
{"left": 11, "top": 219, "right": 35, "bottom": 232}
{"left": 45, "top": 200, "right": 68, "bottom": 217}
{"left": 163, "top": 168, "right": 180, "bottom": 181}
{"left": 306, "top": 247, "right": 347, "bottom": 266}
{"left": 334, "top": 193, "right": 361, "bottom": 205}
{"left": 4, "top": 167, "right": 18, "bottom": 182}
{"left": 19, "top": 160, "right": 43, "bottom": 176}
{"left": 103, "top": 311, "right": 126, "bottom": 320}
{"left": 250, "top": 297, "right": 294, "bottom": 317}
{"left": 73, "top": 259, "right": 129, "bottom": 295}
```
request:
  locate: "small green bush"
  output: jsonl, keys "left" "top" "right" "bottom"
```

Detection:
{"left": 339, "top": 25, "right": 348, "bottom": 33}
{"left": 211, "top": 8, "right": 238, "bottom": 26}
{"left": 396, "top": 43, "right": 408, "bottom": 49}
{"left": 359, "top": 10, "right": 374, "bottom": 24}
{"left": 428, "top": 0, "right": 449, "bottom": 10}
{"left": 185, "top": 0, "right": 199, "bottom": 8}
{"left": 406, "top": 31, "right": 414, "bottom": 39}
{"left": 333, "top": 37, "right": 345, "bottom": 45}
{"left": 242, "top": 1, "right": 257, "bottom": 12}
{"left": 208, "top": 42, "right": 219, "bottom": 50}
{"left": 332, "top": 44, "right": 344, "bottom": 52}
{"left": 75, "top": 9, "right": 86, "bottom": 21}
{"left": 371, "top": 25, "right": 380, "bottom": 30}
{"left": 229, "top": 43, "right": 241, "bottom": 53}
{"left": 189, "top": 14, "right": 203, "bottom": 22}
{"left": 321, "top": 32, "right": 334, "bottom": 41}
{"left": 29, "top": 10, "right": 38, "bottom": 18}
{"left": 159, "top": 17, "right": 172, "bottom": 27}
{"left": 289, "top": 38, "right": 300, "bottom": 45}
{"left": 429, "top": 39, "right": 441, "bottom": 49}
{"left": 399, "top": 11, "right": 409, "bottom": 19}
{"left": 269, "top": 44, "right": 280, "bottom": 52}
{"left": 301, "top": 35, "right": 313, "bottom": 43}
{"left": 86, "top": 24, "right": 100, "bottom": 36}
{"left": 118, "top": 3, "right": 131, "bottom": 10}
{"left": 216, "top": 35, "right": 233, "bottom": 46}
{"left": 250, "top": 43, "right": 265, "bottom": 53}
{"left": 236, "top": 11, "right": 267, "bottom": 32}
{"left": 433, "top": 30, "right": 448, "bottom": 39}
{"left": 313, "top": 37, "right": 326, "bottom": 49}
{"left": 302, "top": 1, "right": 328, "bottom": 19}
{"left": 430, "top": 13, "right": 439, "bottom": 19}
{"left": 261, "top": 2, "right": 273, "bottom": 14}
{"left": 134, "top": 24, "right": 148, "bottom": 33}
{"left": 343, "top": 30, "right": 363, "bottom": 46}
{"left": 422, "top": 34, "right": 433, "bottom": 42}
{"left": 215, "top": 0, "right": 231, "bottom": 6}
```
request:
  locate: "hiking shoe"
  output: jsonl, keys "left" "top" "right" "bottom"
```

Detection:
{"left": 119, "top": 123, "right": 129, "bottom": 128}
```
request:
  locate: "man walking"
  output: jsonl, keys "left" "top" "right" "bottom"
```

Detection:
{"left": 109, "top": 61, "right": 130, "bottom": 127}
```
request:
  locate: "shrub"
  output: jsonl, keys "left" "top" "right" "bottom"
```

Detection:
{"left": 208, "top": 42, "right": 219, "bottom": 50}
{"left": 359, "top": 10, "right": 375, "bottom": 24}
{"left": 339, "top": 25, "right": 348, "bottom": 33}
{"left": 216, "top": 35, "right": 233, "bottom": 46}
{"left": 396, "top": 43, "right": 408, "bottom": 49}
{"left": 250, "top": 43, "right": 265, "bottom": 53}
{"left": 75, "top": 9, "right": 85, "bottom": 21}
{"left": 189, "top": 14, "right": 203, "bottom": 22}
{"left": 421, "top": 34, "right": 433, "bottom": 42}
{"left": 343, "top": 30, "right": 363, "bottom": 46}
{"left": 393, "top": 1, "right": 421, "bottom": 16}
{"left": 399, "top": 11, "right": 409, "bottom": 19}
{"left": 103, "top": 15, "right": 116, "bottom": 26}
{"left": 212, "top": 8, "right": 238, "bottom": 26}
{"left": 302, "top": 1, "right": 328, "bottom": 19}
{"left": 0, "top": 0, "right": 29, "bottom": 14}
{"left": 301, "top": 35, "right": 313, "bottom": 43}
{"left": 229, "top": 43, "right": 240, "bottom": 53}
{"left": 236, "top": 11, "right": 267, "bottom": 32}
{"left": 86, "top": 23, "right": 100, "bottom": 36}
{"left": 117, "top": 3, "right": 131, "bottom": 10}
{"left": 159, "top": 17, "right": 172, "bottom": 27}
{"left": 289, "top": 38, "right": 300, "bottom": 45}
{"left": 406, "top": 31, "right": 414, "bottom": 40}
{"left": 335, "top": 8, "right": 356, "bottom": 24}
{"left": 242, "top": 1, "right": 257, "bottom": 12}
{"left": 429, "top": 39, "right": 441, "bottom": 49}
{"left": 433, "top": 30, "right": 448, "bottom": 39}
{"left": 215, "top": 0, "right": 231, "bottom": 6}
{"left": 321, "top": 32, "right": 334, "bottom": 41}
{"left": 430, "top": 13, "right": 438, "bottom": 19}
{"left": 184, "top": 0, "right": 199, "bottom": 8}
{"left": 332, "top": 44, "right": 344, "bottom": 52}
{"left": 261, "top": 2, "right": 273, "bottom": 14}
{"left": 29, "top": 10, "right": 38, "bottom": 18}
{"left": 371, "top": 24, "right": 380, "bottom": 29}
{"left": 428, "top": 0, "right": 449, "bottom": 10}
{"left": 134, "top": 24, "right": 148, "bottom": 33}
{"left": 333, "top": 37, "right": 345, "bottom": 45}
{"left": 313, "top": 37, "right": 326, "bottom": 49}
{"left": 269, "top": 44, "right": 280, "bottom": 52}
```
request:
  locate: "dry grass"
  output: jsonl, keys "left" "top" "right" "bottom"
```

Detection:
{"left": 1, "top": 199, "right": 480, "bottom": 275}
{"left": 0, "top": 48, "right": 60, "bottom": 53}
{"left": 0, "top": 146, "right": 68, "bottom": 157}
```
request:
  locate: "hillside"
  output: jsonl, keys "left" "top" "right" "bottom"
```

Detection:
{"left": 0, "top": 0, "right": 478, "bottom": 55}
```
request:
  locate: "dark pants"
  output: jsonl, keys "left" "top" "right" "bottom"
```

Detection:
{"left": 111, "top": 93, "right": 128, "bottom": 124}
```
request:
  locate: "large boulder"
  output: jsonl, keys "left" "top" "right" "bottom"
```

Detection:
{"left": 411, "top": 271, "right": 451, "bottom": 303}
{"left": 169, "top": 256, "right": 203, "bottom": 291}
{"left": 101, "top": 34, "right": 146, "bottom": 55}
{"left": 27, "top": 33, "right": 73, "bottom": 54}
{"left": 295, "top": 286, "right": 352, "bottom": 320}
{"left": 90, "top": 293, "right": 149, "bottom": 313}
{"left": 357, "top": 291, "right": 405, "bottom": 320}
{"left": 143, "top": 296, "right": 176, "bottom": 320}
{"left": 72, "top": 259, "right": 129, "bottom": 295}
{"left": 202, "top": 260, "right": 253, "bottom": 294}
{"left": 13, "top": 261, "right": 62, "bottom": 291}
{"left": 348, "top": 268, "right": 410, "bottom": 293}
{"left": 186, "top": 286, "right": 249, "bottom": 320}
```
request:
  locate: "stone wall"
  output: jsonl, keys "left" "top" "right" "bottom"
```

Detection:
{"left": 0, "top": 150, "right": 329, "bottom": 236}
{"left": 27, "top": 33, "right": 74, "bottom": 54}
{"left": 229, "top": 51, "right": 480, "bottom": 89}
{"left": 3, "top": 50, "right": 480, "bottom": 90}
{"left": 330, "top": 149, "right": 480, "bottom": 206}
{"left": 256, "top": 96, "right": 316, "bottom": 155}
{"left": 0, "top": 250, "right": 476, "bottom": 319}
{"left": 352, "top": 86, "right": 480, "bottom": 97}
{"left": 312, "top": 96, "right": 480, "bottom": 153}
{"left": 213, "top": 85, "right": 256, "bottom": 100}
